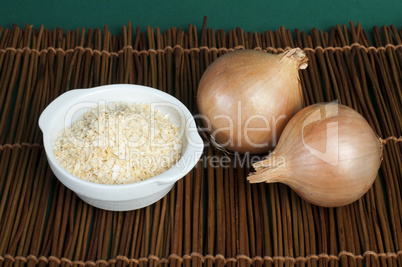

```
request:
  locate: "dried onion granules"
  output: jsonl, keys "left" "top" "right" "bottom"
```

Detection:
{"left": 54, "top": 102, "right": 182, "bottom": 184}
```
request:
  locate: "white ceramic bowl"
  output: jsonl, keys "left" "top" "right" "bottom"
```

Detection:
{"left": 39, "top": 84, "right": 204, "bottom": 211}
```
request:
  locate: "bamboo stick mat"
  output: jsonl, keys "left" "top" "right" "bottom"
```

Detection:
{"left": 0, "top": 19, "right": 401, "bottom": 266}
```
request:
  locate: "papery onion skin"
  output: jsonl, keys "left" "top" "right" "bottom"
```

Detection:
{"left": 197, "top": 48, "right": 308, "bottom": 154}
{"left": 248, "top": 103, "right": 382, "bottom": 207}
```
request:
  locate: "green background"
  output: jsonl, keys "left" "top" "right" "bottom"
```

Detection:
{"left": 1, "top": 0, "right": 401, "bottom": 35}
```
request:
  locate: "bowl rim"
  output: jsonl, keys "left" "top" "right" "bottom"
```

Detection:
{"left": 39, "top": 84, "right": 204, "bottom": 190}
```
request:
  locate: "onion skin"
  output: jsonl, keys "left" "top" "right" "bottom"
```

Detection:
{"left": 248, "top": 103, "right": 382, "bottom": 207}
{"left": 197, "top": 48, "right": 308, "bottom": 154}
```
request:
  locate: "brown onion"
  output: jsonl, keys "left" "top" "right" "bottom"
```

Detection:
{"left": 197, "top": 48, "right": 308, "bottom": 154}
{"left": 248, "top": 102, "right": 382, "bottom": 207}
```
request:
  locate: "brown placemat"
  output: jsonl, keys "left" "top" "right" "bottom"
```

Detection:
{"left": 0, "top": 19, "right": 401, "bottom": 266}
